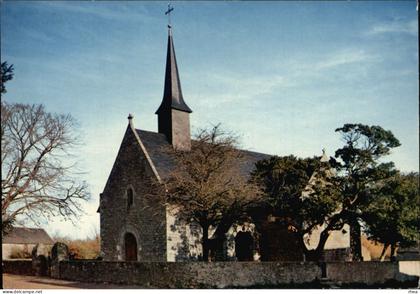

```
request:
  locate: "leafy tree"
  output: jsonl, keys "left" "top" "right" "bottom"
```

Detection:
{"left": 252, "top": 123, "right": 401, "bottom": 261}
{"left": 364, "top": 172, "right": 419, "bottom": 260}
{"left": 1, "top": 102, "right": 90, "bottom": 234}
{"left": 1, "top": 62, "right": 14, "bottom": 94}
{"left": 329, "top": 123, "right": 401, "bottom": 260}
{"left": 164, "top": 124, "right": 263, "bottom": 261}
{"left": 251, "top": 154, "right": 341, "bottom": 259}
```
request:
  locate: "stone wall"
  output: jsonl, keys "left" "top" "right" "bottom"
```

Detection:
{"left": 166, "top": 207, "right": 202, "bottom": 261}
{"left": 171, "top": 109, "right": 191, "bottom": 151}
{"left": 100, "top": 125, "right": 166, "bottom": 262}
{"left": 322, "top": 249, "right": 352, "bottom": 262}
{"left": 56, "top": 260, "right": 420, "bottom": 288}
{"left": 2, "top": 259, "right": 34, "bottom": 276}
{"left": 325, "top": 261, "right": 413, "bottom": 285}
{"left": 58, "top": 261, "right": 321, "bottom": 288}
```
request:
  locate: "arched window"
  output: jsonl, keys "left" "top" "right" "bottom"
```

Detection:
{"left": 127, "top": 187, "right": 134, "bottom": 210}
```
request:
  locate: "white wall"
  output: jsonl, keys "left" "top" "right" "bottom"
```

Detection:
{"left": 304, "top": 224, "right": 350, "bottom": 250}
{"left": 166, "top": 205, "right": 202, "bottom": 261}
{"left": 2, "top": 243, "right": 35, "bottom": 259}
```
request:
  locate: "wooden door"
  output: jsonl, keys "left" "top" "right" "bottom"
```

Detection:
{"left": 124, "top": 233, "right": 137, "bottom": 261}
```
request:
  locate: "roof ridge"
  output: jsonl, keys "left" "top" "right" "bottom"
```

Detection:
{"left": 136, "top": 128, "right": 165, "bottom": 135}
{"left": 11, "top": 226, "right": 45, "bottom": 231}
{"left": 136, "top": 128, "right": 272, "bottom": 157}
{"left": 130, "top": 123, "right": 162, "bottom": 183}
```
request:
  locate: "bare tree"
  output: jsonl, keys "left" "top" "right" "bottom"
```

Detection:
{"left": 1, "top": 102, "right": 90, "bottom": 233}
{"left": 165, "top": 124, "right": 263, "bottom": 261}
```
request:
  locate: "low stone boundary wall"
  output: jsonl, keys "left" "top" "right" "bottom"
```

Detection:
{"left": 55, "top": 261, "right": 420, "bottom": 288}
{"left": 58, "top": 261, "right": 321, "bottom": 288}
{"left": 326, "top": 262, "right": 400, "bottom": 284}
{"left": 3, "top": 259, "right": 418, "bottom": 288}
{"left": 2, "top": 259, "right": 34, "bottom": 276}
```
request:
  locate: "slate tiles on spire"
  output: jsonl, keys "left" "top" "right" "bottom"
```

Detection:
{"left": 156, "top": 28, "right": 192, "bottom": 114}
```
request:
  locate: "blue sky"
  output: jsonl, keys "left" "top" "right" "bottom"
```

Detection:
{"left": 1, "top": 1, "right": 418, "bottom": 239}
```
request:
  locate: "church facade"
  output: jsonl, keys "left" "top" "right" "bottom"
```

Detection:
{"left": 98, "top": 24, "right": 351, "bottom": 262}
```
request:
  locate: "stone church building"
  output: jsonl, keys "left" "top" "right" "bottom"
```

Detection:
{"left": 98, "top": 25, "right": 351, "bottom": 262}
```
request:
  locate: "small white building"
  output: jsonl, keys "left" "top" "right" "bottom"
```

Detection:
{"left": 2, "top": 227, "right": 54, "bottom": 259}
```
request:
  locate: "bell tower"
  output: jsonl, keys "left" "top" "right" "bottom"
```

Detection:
{"left": 155, "top": 6, "right": 192, "bottom": 151}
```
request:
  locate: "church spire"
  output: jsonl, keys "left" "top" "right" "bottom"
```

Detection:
{"left": 155, "top": 4, "right": 192, "bottom": 151}
{"left": 155, "top": 26, "right": 192, "bottom": 114}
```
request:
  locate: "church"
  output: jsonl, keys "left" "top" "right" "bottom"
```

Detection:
{"left": 97, "top": 18, "right": 351, "bottom": 262}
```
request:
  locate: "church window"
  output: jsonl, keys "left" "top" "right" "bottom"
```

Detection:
{"left": 127, "top": 187, "right": 134, "bottom": 209}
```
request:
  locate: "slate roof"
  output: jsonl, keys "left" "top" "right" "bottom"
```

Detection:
{"left": 136, "top": 129, "right": 271, "bottom": 179}
{"left": 3, "top": 227, "right": 54, "bottom": 245}
{"left": 155, "top": 28, "right": 192, "bottom": 114}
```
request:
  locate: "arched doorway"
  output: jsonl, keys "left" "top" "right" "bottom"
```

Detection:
{"left": 124, "top": 232, "right": 138, "bottom": 261}
{"left": 235, "top": 231, "right": 254, "bottom": 261}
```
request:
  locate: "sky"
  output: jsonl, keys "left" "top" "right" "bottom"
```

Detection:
{"left": 1, "top": 1, "right": 418, "bottom": 239}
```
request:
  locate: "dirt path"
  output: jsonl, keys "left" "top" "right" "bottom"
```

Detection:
{"left": 2, "top": 274, "right": 137, "bottom": 289}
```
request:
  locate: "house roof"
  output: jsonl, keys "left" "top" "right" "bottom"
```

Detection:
{"left": 2, "top": 227, "right": 54, "bottom": 245}
{"left": 136, "top": 129, "right": 271, "bottom": 179}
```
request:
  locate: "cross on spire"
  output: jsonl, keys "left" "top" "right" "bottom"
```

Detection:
{"left": 156, "top": 3, "right": 193, "bottom": 150}
{"left": 165, "top": 3, "right": 174, "bottom": 28}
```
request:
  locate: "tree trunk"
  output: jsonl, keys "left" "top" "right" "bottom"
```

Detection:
{"left": 309, "top": 229, "right": 332, "bottom": 261}
{"left": 304, "top": 212, "right": 345, "bottom": 261}
{"left": 390, "top": 243, "right": 397, "bottom": 262}
{"left": 298, "top": 232, "right": 311, "bottom": 259}
{"left": 211, "top": 216, "right": 236, "bottom": 261}
{"left": 202, "top": 224, "right": 209, "bottom": 261}
{"left": 350, "top": 221, "right": 362, "bottom": 261}
{"left": 379, "top": 243, "right": 389, "bottom": 261}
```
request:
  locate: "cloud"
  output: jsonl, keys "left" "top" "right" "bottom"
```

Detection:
{"left": 188, "top": 71, "right": 292, "bottom": 108}
{"left": 187, "top": 47, "right": 378, "bottom": 112}
{"left": 19, "top": 27, "right": 55, "bottom": 43}
{"left": 367, "top": 19, "right": 418, "bottom": 36}
{"left": 38, "top": 2, "right": 157, "bottom": 24}
{"left": 313, "top": 49, "right": 374, "bottom": 70}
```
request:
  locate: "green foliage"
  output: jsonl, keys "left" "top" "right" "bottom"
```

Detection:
{"left": 253, "top": 155, "right": 315, "bottom": 209}
{"left": 252, "top": 123, "right": 403, "bottom": 260}
{"left": 251, "top": 155, "right": 339, "bottom": 235}
{"left": 335, "top": 124, "right": 400, "bottom": 165}
{"left": 328, "top": 124, "right": 401, "bottom": 260}
{"left": 331, "top": 124, "right": 401, "bottom": 220}
{"left": 364, "top": 172, "right": 420, "bottom": 250}
{"left": 1, "top": 62, "right": 14, "bottom": 94}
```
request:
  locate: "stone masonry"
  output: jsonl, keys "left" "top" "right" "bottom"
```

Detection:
{"left": 99, "top": 123, "right": 166, "bottom": 261}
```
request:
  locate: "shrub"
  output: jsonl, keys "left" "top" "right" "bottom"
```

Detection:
{"left": 9, "top": 246, "right": 32, "bottom": 259}
{"left": 53, "top": 234, "right": 100, "bottom": 259}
